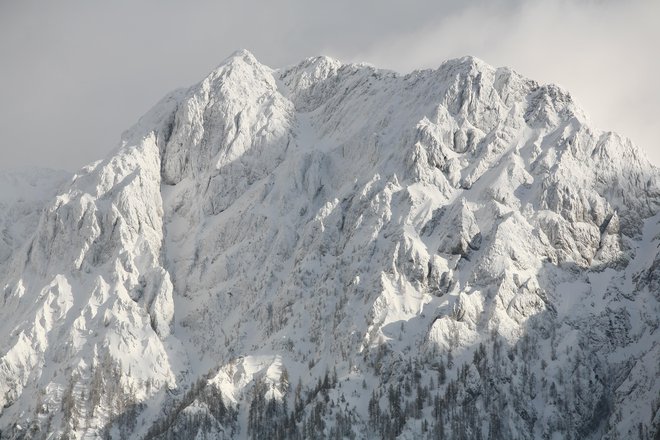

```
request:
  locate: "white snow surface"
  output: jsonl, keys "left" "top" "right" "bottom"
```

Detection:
{"left": 0, "top": 50, "right": 658, "bottom": 439}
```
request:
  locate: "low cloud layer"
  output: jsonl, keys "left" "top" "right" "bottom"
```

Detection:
{"left": 0, "top": 0, "right": 657, "bottom": 170}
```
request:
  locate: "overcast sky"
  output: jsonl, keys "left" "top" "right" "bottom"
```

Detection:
{"left": 1, "top": 0, "right": 658, "bottom": 171}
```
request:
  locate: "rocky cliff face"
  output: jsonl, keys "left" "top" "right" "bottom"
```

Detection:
{"left": 1, "top": 50, "right": 658, "bottom": 439}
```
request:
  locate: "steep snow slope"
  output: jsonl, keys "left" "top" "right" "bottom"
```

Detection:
{"left": 0, "top": 168, "right": 70, "bottom": 280}
{"left": 0, "top": 50, "right": 658, "bottom": 440}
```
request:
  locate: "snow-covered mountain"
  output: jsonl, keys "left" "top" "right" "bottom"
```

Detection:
{"left": 1, "top": 50, "right": 658, "bottom": 440}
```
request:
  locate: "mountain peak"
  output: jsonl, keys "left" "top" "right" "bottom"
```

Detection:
{"left": 202, "top": 48, "right": 272, "bottom": 86}
{"left": 440, "top": 54, "right": 491, "bottom": 71}
{"left": 222, "top": 48, "right": 260, "bottom": 65}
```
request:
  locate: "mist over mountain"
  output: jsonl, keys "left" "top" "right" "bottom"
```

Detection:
{"left": 0, "top": 50, "right": 658, "bottom": 439}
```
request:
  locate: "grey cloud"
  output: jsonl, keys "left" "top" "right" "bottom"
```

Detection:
{"left": 0, "top": 0, "right": 656, "bottom": 171}
{"left": 353, "top": 0, "right": 660, "bottom": 164}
